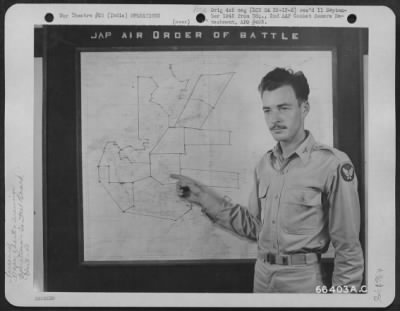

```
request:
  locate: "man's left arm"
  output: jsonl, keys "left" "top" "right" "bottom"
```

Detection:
{"left": 327, "top": 161, "right": 364, "bottom": 289}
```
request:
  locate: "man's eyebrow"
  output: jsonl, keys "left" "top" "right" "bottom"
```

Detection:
{"left": 263, "top": 103, "right": 292, "bottom": 110}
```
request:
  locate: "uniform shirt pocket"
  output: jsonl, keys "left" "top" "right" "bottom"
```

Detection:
{"left": 280, "top": 188, "right": 322, "bottom": 234}
{"left": 257, "top": 181, "right": 269, "bottom": 225}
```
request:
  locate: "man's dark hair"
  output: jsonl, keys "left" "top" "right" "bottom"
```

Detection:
{"left": 258, "top": 68, "right": 310, "bottom": 102}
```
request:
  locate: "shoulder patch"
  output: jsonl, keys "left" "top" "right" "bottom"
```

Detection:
{"left": 340, "top": 162, "right": 355, "bottom": 182}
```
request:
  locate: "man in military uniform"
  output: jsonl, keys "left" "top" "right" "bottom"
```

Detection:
{"left": 171, "top": 68, "right": 364, "bottom": 293}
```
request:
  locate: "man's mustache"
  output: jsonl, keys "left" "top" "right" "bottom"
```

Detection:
{"left": 270, "top": 124, "right": 287, "bottom": 130}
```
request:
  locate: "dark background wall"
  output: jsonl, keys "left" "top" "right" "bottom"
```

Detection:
{"left": 40, "top": 26, "right": 367, "bottom": 292}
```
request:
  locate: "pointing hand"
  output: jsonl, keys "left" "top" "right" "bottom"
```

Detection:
{"left": 170, "top": 174, "right": 224, "bottom": 209}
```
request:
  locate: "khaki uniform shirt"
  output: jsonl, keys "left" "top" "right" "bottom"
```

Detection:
{"left": 204, "top": 132, "right": 364, "bottom": 288}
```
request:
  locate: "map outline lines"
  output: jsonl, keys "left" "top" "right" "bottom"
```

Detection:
{"left": 96, "top": 67, "right": 239, "bottom": 222}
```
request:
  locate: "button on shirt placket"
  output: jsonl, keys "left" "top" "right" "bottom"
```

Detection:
{"left": 270, "top": 160, "right": 286, "bottom": 253}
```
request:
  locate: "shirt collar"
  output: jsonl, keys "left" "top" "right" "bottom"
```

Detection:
{"left": 270, "top": 130, "right": 315, "bottom": 164}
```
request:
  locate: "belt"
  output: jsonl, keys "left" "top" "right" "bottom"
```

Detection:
{"left": 258, "top": 252, "right": 321, "bottom": 265}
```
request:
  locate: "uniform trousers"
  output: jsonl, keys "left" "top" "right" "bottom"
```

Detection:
{"left": 253, "top": 258, "right": 324, "bottom": 293}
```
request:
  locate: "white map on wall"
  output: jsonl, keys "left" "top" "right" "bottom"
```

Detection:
{"left": 81, "top": 51, "right": 333, "bottom": 261}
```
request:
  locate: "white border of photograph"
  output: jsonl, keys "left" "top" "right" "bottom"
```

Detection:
{"left": 4, "top": 4, "right": 396, "bottom": 308}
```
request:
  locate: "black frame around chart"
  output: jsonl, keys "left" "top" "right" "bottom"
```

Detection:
{"left": 39, "top": 25, "right": 368, "bottom": 292}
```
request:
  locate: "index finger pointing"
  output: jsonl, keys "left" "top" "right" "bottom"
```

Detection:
{"left": 169, "top": 174, "right": 198, "bottom": 186}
